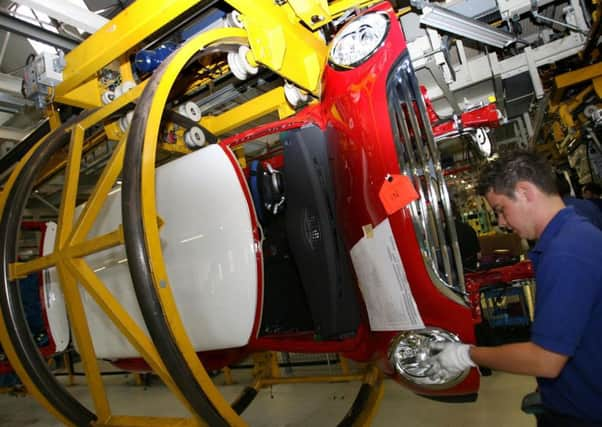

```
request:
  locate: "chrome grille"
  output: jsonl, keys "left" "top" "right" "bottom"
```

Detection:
{"left": 386, "top": 54, "right": 465, "bottom": 296}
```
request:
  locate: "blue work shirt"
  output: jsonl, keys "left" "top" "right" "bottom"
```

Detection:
{"left": 528, "top": 207, "right": 602, "bottom": 422}
{"left": 563, "top": 196, "right": 602, "bottom": 230}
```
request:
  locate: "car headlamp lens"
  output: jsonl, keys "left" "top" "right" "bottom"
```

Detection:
{"left": 329, "top": 12, "right": 390, "bottom": 69}
{"left": 388, "top": 327, "right": 469, "bottom": 388}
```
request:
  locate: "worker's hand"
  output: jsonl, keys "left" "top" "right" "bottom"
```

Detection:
{"left": 427, "top": 342, "right": 475, "bottom": 381}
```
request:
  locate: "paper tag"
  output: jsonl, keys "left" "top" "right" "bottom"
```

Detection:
{"left": 378, "top": 174, "right": 419, "bottom": 215}
{"left": 350, "top": 218, "right": 425, "bottom": 331}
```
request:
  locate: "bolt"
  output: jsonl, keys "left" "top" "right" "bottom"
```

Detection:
{"left": 311, "top": 15, "right": 323, "bottom": 23}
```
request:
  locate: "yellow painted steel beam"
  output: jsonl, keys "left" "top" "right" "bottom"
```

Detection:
{"left": 69, "top": 139, "right": 126, "bottom": 245}
{"left": 66, "top": 227, "right": 124, "bottom": 259}
{"left": 46, "top": 106, "right": 62, "bottom": 131}
{"left": 251, "top": 351, "right": 280, "bottom": 379}
{"left": 202, "top": 86, "right": 294, "bottom": 135}
{"left": 52, "top": 0, "right": 381, "bottom": 107}
{"left": 30, "top": 104, "right": 111, "bottom": 423}
{"left": 555, "top": 61, "right": 602, "bottom": 89}
{"left": 258, "top": 374, "right": 365, "bottom": 386}
{"left": 229, "top": 0, "right": 326, "bottom": 94}
{"left": 57, "top": 78, "right": 103, "bottom": 109}
{"left": 36, "top": 81, "right": 146, "bottom": 185}
{"left": 56, "top": 261, "right": 111, "bottom": 422}
{"left": 557, "top": 85, "right": 593, "bottom": 129}
{"left": 65, "top": 83, "right": 144, "bottom": 244}
{"left": 278, "top": 101, "right": 297, "bottom": 119}
{"left": 55, "top": 0, "right": 199, "bottom": 103}
{"left": 64, "top": 259, "right": 206, "bottom": 425}
{"left": 340, "top": 356, "right": 350, "bottom": 375}
{"left": 64, "top": 259, "right": 165, "bottom": 375}
{"left": 55, "top": 124, "right": 84, "bottom": 249}
{"left": 559, "top": 104, "right": 576, "bottom": 128}
{"left": 326, "top": 0, "right": 382, "bottom": 17}
{"left": 230, "top": 0, "right": 380, "bottom": 90}
{"left": 552, "top": 121, "right": 565, "bottom": 143}
{"left": 9, "top": 254, "right": 56, "bottom": 280}
{"left": 35, "top": 131, "right": 106, "bottom": 187}
{"left": 137, "top": 27, "right": 249, "bottom": 426}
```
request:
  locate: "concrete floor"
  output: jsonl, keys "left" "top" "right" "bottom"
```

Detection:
{"left": 0, "top": 367, "right": 537, "bottom": 426}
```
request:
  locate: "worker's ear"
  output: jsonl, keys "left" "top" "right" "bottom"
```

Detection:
{"left": 515, "top": 181, "right": 537, "bottom": 202}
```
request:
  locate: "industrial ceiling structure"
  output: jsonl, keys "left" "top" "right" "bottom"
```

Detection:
{"left": 0, "top": 1, "right": 600, "bottom": 426}
{"left": 1, "top": 1, "right": 598, "bottom": 207}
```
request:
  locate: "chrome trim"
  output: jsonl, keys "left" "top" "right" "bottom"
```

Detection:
{"left": 386, "top": 54, "right": 466, "bottom": 302}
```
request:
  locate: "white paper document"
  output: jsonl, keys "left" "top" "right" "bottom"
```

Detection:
{"left": 350, "top": 218, "right": 425, "bottom": 331}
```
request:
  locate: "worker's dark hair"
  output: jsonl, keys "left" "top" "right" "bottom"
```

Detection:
{"left": 582, "top": 182, "right": 602, "bottom": 197}
{"left": 477, "top": 150, "right": 558, "bottom": 198}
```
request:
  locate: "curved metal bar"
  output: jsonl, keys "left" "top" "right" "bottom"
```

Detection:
{"left": 336, "top": 366, "right": 383, "bottom": 427}
{"left": 0, "top": 114, "right": 96, "bottom": 426}
{"left": 231, "top": 386, "right": 259, "bottom": 415}
{"left": 122, "top": 32, "right": 249, "bottom": 427}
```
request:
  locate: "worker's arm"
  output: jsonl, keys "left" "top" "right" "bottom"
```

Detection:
{"left": 470, "top": 341, "right": 568, "bottom": 378}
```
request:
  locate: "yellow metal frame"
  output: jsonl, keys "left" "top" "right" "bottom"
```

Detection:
{"left": 0, "top": 136, "right": 76, "bottom": 426}
{"left": 202, "top": 86, "right": 295, "bottom": 135}
{"left": 55, "top": 0, "right": 200, "bottom": 104}
{"left": 0, "top": 80, "right": 211, "bottom": 426}
{"left": 135, "top": 18, "right": 385, "bottom": 419}
{"left": 247, "top": 353, "right": 384, "bottom": 425}
{"left": 55, "top": 0, "right": 379, "bottom": 108}
{"left": 0, "top": 1, "right": 391, "bottom": 425}
{"left": 555, "top": 60, "right": 602, "bottom": 97}
{"left": 136, "top": 27, "right": 250, "bottom": 427}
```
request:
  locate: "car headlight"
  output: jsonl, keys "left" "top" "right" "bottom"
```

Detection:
{"left": 328, "top": 12, "right": 390, "bottom": 70}
{"left": 388, "top": 327, "right": 470, "bottom": 389}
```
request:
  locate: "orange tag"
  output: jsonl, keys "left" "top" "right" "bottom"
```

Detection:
{"left": 378, "top": 174, "right": 419, "bottom": 215}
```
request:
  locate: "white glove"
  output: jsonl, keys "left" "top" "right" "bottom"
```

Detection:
{"left": 427, "top": 342, "right": 475, "bottom": 381}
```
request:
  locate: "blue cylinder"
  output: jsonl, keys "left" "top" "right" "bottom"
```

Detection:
{"left": 134, "top": 42, "right": 177, "bottom": 74}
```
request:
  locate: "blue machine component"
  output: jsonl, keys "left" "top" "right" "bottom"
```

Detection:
{"left": 20, "top": 273, "right": 44, "bottom": 335}
{"left": 133, "top": 10, "right": 226, "bottom": 75}
{"left": 134, "top": 42, "right": 178, "bottom": 74}
{"left": 249, "top": 160, "right": 265, "bottom": 223}
{"left": 0, "top": 272, "right": 46, "bottom": 388}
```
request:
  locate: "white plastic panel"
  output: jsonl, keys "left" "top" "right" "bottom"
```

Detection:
{"left": 41, "top": 222, "right": 69, "bottom": 352}
{"left": 52, "top": 145, "right": 258, "bottom": 359}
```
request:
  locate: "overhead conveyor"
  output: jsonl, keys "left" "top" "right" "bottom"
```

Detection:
{"left": 0, "top": 1, "right": 389, "bottom": 425}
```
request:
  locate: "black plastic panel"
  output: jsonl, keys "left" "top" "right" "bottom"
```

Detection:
{"left": 282, "top": 125, "right": 360, "bottom": 339}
